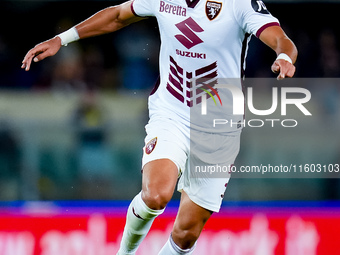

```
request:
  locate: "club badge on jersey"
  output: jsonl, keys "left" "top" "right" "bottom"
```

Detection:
{"left": 205, "top": 1, "right": 222, "bottom": 21}
{"left": 145, "top": 137, "right": 157, "bottom": 155}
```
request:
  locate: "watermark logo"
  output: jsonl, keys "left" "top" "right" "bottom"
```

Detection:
{"left": 199, "top": 80, "right": 312, "bottom": 128}
{"left": 201, "top": 85, "right": 312, "bottom": 116}
{"left": 199, "top": 83, "right": 222, "bottom": 115}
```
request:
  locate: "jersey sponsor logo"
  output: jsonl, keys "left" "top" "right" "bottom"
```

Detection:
{"left": 251, "top": 0, "right": 270, "bottom": 14}
{"left": 159, "top": 1, "right": 187, "bottom": 17}
{"left": 145, "top": 137, "right": 157, "bottom": 155}
{"left": 166, "top": 56, "right": 218, "bottom": 107}
{"left": 205, "top": 1, "right": 222, "bottom": 21}
{"left": 175, "top": 17, "right": 204, "bottom": 49}
{"left": 176, "top": 49, "right": 206, "bottom": 59}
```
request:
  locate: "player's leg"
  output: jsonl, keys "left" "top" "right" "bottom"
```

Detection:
{"left": 158, "top": 131, "right": 241, "bottom": 254}
{"left": 141, "top": 159, "right": 179, "bottom": 210}
{"left": 158, "top": 190, "right": 212, "bottom": 254}
{"left": 117, "top": 159, "right": 178, "bottom": 255}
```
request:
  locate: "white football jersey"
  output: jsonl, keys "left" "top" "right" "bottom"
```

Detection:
{"left": 132, "top": 0, "right": 279, "bottom": 133}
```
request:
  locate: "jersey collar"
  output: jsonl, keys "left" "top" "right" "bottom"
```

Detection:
{"left": 186, "top": 0, "right": 200, "bottom": 8}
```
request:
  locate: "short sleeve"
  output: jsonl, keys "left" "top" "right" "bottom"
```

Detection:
{"left": 233, "top": 0, "right": 280, "bottom": 37}
{"left": 131, "top": 0, "right": 156, "bottom": 17}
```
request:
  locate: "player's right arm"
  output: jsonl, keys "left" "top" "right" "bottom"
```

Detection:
{"left": 21, "top": 0, "right": 143, "bottom": 71}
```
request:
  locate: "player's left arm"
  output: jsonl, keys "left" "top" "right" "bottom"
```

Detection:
{"left": 259, "top": 25, "right": 298, "bottom": 80}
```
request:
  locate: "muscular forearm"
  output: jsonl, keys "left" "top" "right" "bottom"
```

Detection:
{"left": 76, "top": 6, "right": 131, "bottom": 38}
{"left": 259, "top": 25, "right": 297, "bottom": 79}
{"left": 75, "top": 1, "right": 142, "bottom": 39}
{"left": 273, "top": 36, "right": 297, "bottom": 64}
{"left": 259, "top": 26, "right": 298, "bottom": 64}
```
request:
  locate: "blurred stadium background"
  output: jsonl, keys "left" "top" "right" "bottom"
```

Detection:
{"left": 0, "top": 0, "right": 340, "bottom": 254}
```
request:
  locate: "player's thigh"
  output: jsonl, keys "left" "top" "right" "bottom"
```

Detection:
{"left": 172, "top": 190, "right": 212, "bottom": 249}
{"left": 141, "top": 118, "right": 189, "bottom": 209}
{"left": 141, "top": 159, "right": 179, "bottom": 210}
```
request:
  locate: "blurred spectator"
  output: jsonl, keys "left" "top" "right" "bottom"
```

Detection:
{"left": 50, "top": 43, "right": 86, "bottom": 93}
{"left": 293, "top": 30, "right": 319, "bottom": 77}
{"left": 72, "top": 92, "right": 117, "bottom": 199}
{"left": 0, "top": 120, "right": 20, "bottom": 200}
{"left": 0, "top": 36, "right": 11, "bottom": 87}
{"left": 48, "top": 18, "right": 86, "bottom": 93}
{"left": 83, "top": 45, "right": 106, "bottom": 90}
{"left": 114, "top": 22, "right": 159, "bottom": 90}
{"left": 319, "top": 29, "right": 340, "bottom": 77}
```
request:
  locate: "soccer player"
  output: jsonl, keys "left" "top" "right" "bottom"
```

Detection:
{"left": 22, "top": 0, "right": 297, "bottom": 254}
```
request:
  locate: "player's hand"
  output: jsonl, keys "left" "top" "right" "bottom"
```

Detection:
{"left": 271, "top": 59, "right": 296, "bottom": 80}
{"left": 21, "top": 36, "right": 62, "bottom": 71}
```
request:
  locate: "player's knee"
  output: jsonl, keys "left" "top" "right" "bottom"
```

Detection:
{"left": 142, "top": 189, "right": 172, "bottom": 210}
{"left": 172, "top": 228, "right": 200, "bottom": 250}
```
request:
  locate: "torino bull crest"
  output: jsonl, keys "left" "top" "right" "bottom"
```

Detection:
{"left": 206, "top": 1, "right": 222, "bottom": 21}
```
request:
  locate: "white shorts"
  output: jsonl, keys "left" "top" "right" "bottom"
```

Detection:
{"left": 142, "top": 117, "right": 241, "bottom": 212}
